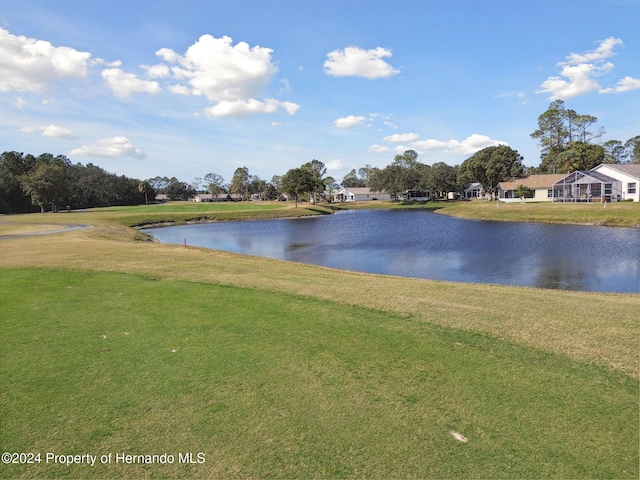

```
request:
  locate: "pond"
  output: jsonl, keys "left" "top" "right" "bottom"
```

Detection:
{"left": 141, "top": 209, "right": 640, "bottom": 293}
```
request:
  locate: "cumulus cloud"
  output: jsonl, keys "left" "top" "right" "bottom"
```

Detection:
{"left": 0, "top": 27, "right": 91, "bottom": 92}
{"left": 412, "top": 134, "right": 507, "bottom": 155}
{"left": 324, "top": 46, "right": 400, "bottom": 79}
{"left": 142, "top": 63, "right": 170, "bottom": 78}
{"left": 101, "top": 68, "right": 161, "bottom": 98}
{"left": 600, "top": 75, "right": 640, "bottom": 93}
{"left": 384, "top": 132, "right": 419, "bottom": 143}
{"left": 334, "top": 115, "right": 367, "bottom": 128}
{"left": 565, "top": 37, "right": 623, "bottom": 64}
{"left": 205, "top": 98, "right": 300, "bottom": 118}
{"left": 70, "top": 135, "right": 146, "bottom": 159}
{"left": 148, "top": 34, "right": 298, "bottom": 117}
{"left": 325, "top": 159, "right": 345, "bottom": 170}
{"left": 20, "top": 124, "right": 78, "bottom": 140}
{"left": 537, "top": 37, "right": 638, "bottom": 99}
{"left": 41, "top": 124, "right": 78, "bottom": 140}
{"left": 371, "top": 133, "right": 507, "bottom": 156}
{"left": 369, "top": 144, "right": 392, "bottom": 153}
{"left": 155, "top": 34, "right": 278, "bottom": 103}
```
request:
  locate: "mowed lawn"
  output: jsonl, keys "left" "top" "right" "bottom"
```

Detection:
{"left": 1, "top": 268, "right": 637, "bottom": 479}
{"left": 0, "top": 201, "right": 639, "bottom": 478}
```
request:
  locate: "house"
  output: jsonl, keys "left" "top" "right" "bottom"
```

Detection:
{"left": 192, "top": 193, "right": 242, "bottom": 202}
{"left": 463, "top": 183, "right": 483, "bottom": 199}
{"left": 334, "top": 187, "right": 391, "bottom": 202}
{"left": 551, "top": 170, "right": 622, "bottom": 202}
{"left": 498, "top": 174, "right": 566, "bottom": 202}
{"left": 154, "top": 194, "right": 168, "bottom": 203}
{"left": 591, "top": 163, "right": 640, "bottom": 202}
{"left": 192, "top": 193, "right": 214, "bottom": 202}
{"left": 400, "top": 190, "right": 431, "bottom": 201}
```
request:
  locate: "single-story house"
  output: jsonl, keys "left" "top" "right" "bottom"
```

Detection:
{"left": 498, "top": 174, "right": 566, "bottom": 202}
{"left": 463, "top": 183, "right": 483, "bottom": 199}
{"left": 400, "top": 190, "right": 431, "bottom": 201}
{"left": 154, "top": 194, "right": 168, "bottom": 202}
{"left": 192, "top": 193, "right": 242, "bottom": 202}
{"left": 591, "top": 163, "right": 640, "bottom": 202}
{"left": 334, "top": 187, "right": 391, "bottom": 202}
{"left": 551, "top": 170, "right": 622, "bottom": 202}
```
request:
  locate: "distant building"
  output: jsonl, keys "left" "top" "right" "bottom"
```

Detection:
{"left": 463, "top": 183, "right": 483, "bottom": 199}
{"left": 334, "top": 187, "right": 391, "bottom": 202}
{"left": 191, "top": 193, "right": 242, "bottom": 202}
{"left": 591, "top": 164, "right": 640, "bottom": 202}
{"left": 498, "top": 174, "right": 566, "bottom": 202}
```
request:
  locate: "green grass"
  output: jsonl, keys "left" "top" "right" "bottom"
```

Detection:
{"left": 433, "top": 199, "right": 640, "bottom": 228}
{"left": 1, "top": 202, "right": 639, "bottom": 478}
{"left": 1, "top": 268, "right": 637, "bottom": 479}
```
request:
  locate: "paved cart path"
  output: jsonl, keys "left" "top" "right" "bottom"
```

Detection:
{"left": 0, "top": 222, "right": 93, "bottom": 240}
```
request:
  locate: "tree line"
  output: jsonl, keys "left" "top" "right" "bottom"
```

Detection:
{"left": 0, "top": 152, "right": 149, "bottom": 214}
{"left": 2, "top": 100, "right": 638, "bottom": 213}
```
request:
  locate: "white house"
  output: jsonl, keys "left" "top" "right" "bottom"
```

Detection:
{"left": 334, "top": 187, "right": 391, "bottom": 202}
{"left": 192, "top": 193, "right": 242, "bottom": 202}
{"left": 463, "top": 183, "right": 483, "bottom": 199}
{"left": 551, "top": 170, "right": 622, "bottom": 202}
{"left": 498, "top": 174, "right": 566, "bottom": 202}
{"left": 591, "top": 164, "right": 640, "bottom": 202}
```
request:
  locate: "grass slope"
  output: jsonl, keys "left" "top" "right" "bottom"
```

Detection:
{"left": 2, "top": 268, "right": 637, "bottom": 479}
{"left": 1, "top": 202, "right": 639, "bottom": 479}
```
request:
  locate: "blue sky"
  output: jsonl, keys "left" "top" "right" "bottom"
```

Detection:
{"left": 1, "top": 0, "right": 639, "bottom": 187}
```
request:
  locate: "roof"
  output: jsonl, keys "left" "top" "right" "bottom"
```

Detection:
{"left": 499, "top": 174, "right": 566, "bottom": 190}
{"left": 342, "top": 187, "right": 386, "bottom": 195}
{"left": 464, "top": 182, "right": 481, "bottom": 192}
{"left": 593, "top": 163, "right": 640, "bottom": 180}
{"left": 553, "top": 170, "right": 618, "bottom": 185}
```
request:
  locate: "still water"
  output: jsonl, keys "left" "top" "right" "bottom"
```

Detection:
{"left": 142, "top": 209, "right": 640, "bottom": 293}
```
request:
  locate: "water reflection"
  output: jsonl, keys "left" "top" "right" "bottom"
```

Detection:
{"left": 141, "top": 209, "right": 640, "bottom": 293}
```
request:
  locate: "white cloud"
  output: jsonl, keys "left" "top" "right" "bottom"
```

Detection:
{"left": 411, "top": 134, "right": 507, "bottom": 155}
{"left": 142, "top": 64, "right": 170, "bottom": 78}
{"left": 384, "top": 132, "right": 419, "bottom": 143}
{"left": 538, "top": 62, "right": 612, "bottom": 100}
{"left": 19, "top": 124, "right": 78, "bottom": 140}
{"left": 41, "top": 124, "right": 77, "bottom": 140}
{"left": 369, "top": 144, "right": 392, "bottom": 153}
{"left": 601, "top": 75, "right": 640, "bottom": 93}
{"left": 0, "top": 27, "right": 91, "bottom": 92}
{"left": 565, "top": 37, "right": 623, "bottom": 64}
{"left": 410, "top": 139, "right": 449, "bottom": 150}
{"left": 70, "top": 135, "right": 146, "bottom": 159}
{"left": 334, "top": 115, "right": 367, "bottom": 128}
{"left": 324, "top": 46, "right": 400, "bottom": 79}
{"left": 281, "top": 101, "right": 301, "bottom": 115}
{"left": 168, "top": 84, "right": 191, "bottom": 95}
{"left": 150, "top": 34, "right": 297, "bottom": 118}
{"left": 537, "top": 37, "right": 634, "bottom": 100}
{"left": 325, "top": 159, "right": 344, "bottom": 170}
{"left": 156, "top": 34, "right": 278, "bottom": 102}
{"left": 204, "top": 98, "right": 300, "bottom": 118}
{"left": 101, "top": 68, "right": 161, "bottom": 98}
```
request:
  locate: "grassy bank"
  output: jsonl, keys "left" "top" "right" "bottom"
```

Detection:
{"left": 330, "top": 198, "right": 640, "bottom": 227}
{"left": 434, "top": 199, "right": 640, "bottom": 227}
{"left": 1, "top": 202, "right": 638, "bottom": 478}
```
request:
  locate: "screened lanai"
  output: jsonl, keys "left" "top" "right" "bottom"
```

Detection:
{"left": 552, "top": 171, "right": 622, "bottom": 202}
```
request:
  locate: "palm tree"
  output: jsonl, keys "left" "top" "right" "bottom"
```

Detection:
{"left": 514, "top": 184, "right": 532, "bottom": 203}
{"left": 138, "top": 180, "right": 152, "bottom": 205}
